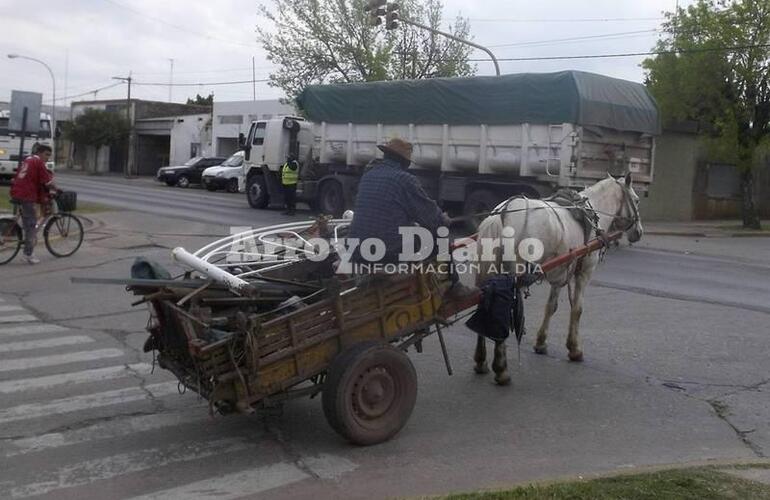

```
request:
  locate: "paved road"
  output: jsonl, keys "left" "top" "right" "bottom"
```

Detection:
{"left": 57, "top": 173, "right": 301, "bottom": 228}
{"left": 0, "top": 174, "right": 767, "bottom": 498}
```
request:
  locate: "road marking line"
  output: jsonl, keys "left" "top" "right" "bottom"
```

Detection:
{"left": 7, "top": 438, "right": 252, "bottom": 499}
{"left": 0, "top": 305, "right": 25, "bottom": 313}
{"left": 0, "top": 315, "right": 37, "bottom": 324}
{"left": 0, "top": 323, "right": 69, "bottom": 338}
{"left": 129, "top": 463, "right": 310, "bottom": 500}
{"left": 3, "top": 409, "right": 202, "bottom": 457}
{"left": 0, "top": 382, "right": 179, "bottom": 425}
{"left": 0, "top": 362, "right": 152, "bottom": 395}
{"left": 0, "top": 348, "right": 126, "bottom": 373}
{"left": 0, "top": 335, "right": 94, "bottom": 353}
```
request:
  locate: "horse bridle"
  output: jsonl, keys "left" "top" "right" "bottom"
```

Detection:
{"left": 611, "top": 180, "right": 640, "bottom": 233}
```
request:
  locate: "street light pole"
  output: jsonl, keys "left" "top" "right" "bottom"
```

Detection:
{"left": 7, "top": 53, "right": 58, "bottom": 157}
{"left": 397, "top": 18, "right": 501, "bottom": 76}
{"left": 364, "top": 1, "right": 501, "bottom": 76}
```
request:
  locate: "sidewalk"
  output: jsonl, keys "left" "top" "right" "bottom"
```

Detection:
{"left": 645, "top": 219, "right": 770, "bottom": 238}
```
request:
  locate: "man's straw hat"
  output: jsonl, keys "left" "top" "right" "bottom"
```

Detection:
{"left": 378, "top": 138, "right": 413, "bottom": 162}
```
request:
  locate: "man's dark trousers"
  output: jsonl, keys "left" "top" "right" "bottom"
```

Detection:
{"left": 284, "top": 184, "right": 297, "bottom": 215}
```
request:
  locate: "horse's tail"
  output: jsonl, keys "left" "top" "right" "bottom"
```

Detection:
{"left": 476, "top": 213, "right": 504, "bottom": 285}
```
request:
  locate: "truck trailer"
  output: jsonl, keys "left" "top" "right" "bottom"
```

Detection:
{"left": 240, "top": 71, "right": 660, "bottom": 221}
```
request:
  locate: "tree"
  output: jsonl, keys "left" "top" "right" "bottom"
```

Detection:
{"left": 257, "top": 0, "right": 476, "bottom": 100}
{"left": 186, "top": 93, "right": 214, "bottom": 106}
{"left": 63, "top": 109, "right": 130, "bottom": 171}
{"left": 643, "top": 0, "right": 769, "bottom": 229}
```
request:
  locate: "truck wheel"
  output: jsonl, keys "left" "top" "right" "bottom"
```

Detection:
{"left": 246, "top": 175, "right": 269, "bottom": 209}
{"left": 463, "top": 188, "right": 497, "bottom": 231}
{"left": 226, "top": 178, "right": 239, "bottom": 193}
{"left": 323, "top": 341, "right": 417, "bottom": 446}
{"left": 319, "top": 180, "right": 345, "bottom": 217}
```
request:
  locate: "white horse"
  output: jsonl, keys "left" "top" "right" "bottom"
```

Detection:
{"left": 474, "top": 173, "right": 643, "bottom": 385}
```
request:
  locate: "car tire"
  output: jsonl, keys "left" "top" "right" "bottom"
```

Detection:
{"left": 177, "top": 175, "right": 191, "bottom": 188}
{"left": 246, "top": 175, "right": 269, "bottom": 209}
{"left": 226, "top": 178, "right": 239, "bottom": 194}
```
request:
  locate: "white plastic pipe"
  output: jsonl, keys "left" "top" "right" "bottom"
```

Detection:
{"left": 172, "top": 247, "right": 252, "bottom": 295}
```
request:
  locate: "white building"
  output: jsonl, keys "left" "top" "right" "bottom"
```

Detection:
{"left": 212, "top": 99, "right": 296, "bottom": 156}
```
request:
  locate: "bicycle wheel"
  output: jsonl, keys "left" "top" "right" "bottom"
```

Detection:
{"left": 0, "top": 218, "right": 23, "bottom": 265}
{"left": 44, "top": 214, "right": 84, "bottom": 258}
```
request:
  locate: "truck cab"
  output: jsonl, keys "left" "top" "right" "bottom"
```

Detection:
{"left": 240, "top": 117, "right": 312, "bottom": 209}
{"left": 0, "top": 111, "right": 55, "bottom": 181}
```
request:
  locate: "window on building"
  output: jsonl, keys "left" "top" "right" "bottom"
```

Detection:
{"left": 190, "top": 143, "right": 201, "bottom": 158}
{"left": 218, "top": 115, "right": 243, "bottom": 125}
{"left": 261, "top": 114, "right": 273, "bottom": 120}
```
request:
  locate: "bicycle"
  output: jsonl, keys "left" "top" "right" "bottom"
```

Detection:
{"left": 0, "top": 191, "right": 84, "bottom": 265}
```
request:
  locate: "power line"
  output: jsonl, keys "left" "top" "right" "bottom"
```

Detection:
{"left": 465, "top": 43, "right": 770, "bottom": 62}
{"left": 132, "top": 78, "right": 270, "bottom": 87}
{"left": 468, "top": 17, "right": 664, "bottom": 23}
{"left": 101, "top": 0, "right": 255, "bottom": 48}
{"left": 488, "top": 29, "right": 658, "bottom": 49}
{"left": 55, "top": 82, "right": 125, "bottom": 102}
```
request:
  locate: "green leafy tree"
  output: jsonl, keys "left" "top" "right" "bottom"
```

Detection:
{"left": 257, "top": 0, "right": 476, "bottom": 100}
{"left": 186, "top": 93, "right": 214, "bottom": 106}
{"left": 643, "top": 0, "right": 769, "bottom": 229}
{"left": 63, "top": 109, "right": 130, "bottom": 171}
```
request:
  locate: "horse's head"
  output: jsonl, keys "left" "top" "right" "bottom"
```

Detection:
{"left": 611, "top": 173, "right": 643, "bottom": 243}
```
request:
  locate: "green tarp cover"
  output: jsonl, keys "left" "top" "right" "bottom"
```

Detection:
{"left": 296, "top": 71, "right": 661, "bottom": 135}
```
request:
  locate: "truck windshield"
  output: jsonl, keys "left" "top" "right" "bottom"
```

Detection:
{"left": 0, "top": 118, "right": 52, "bottom": 139}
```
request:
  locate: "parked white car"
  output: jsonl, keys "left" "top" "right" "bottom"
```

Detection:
{"left": 201, "top": 151, "right": 245, "bottom": 193}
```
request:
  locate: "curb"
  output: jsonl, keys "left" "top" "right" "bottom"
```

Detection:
{"left": 646, "top": 230, "right": 770, "bottom": 238}
{"left": 441, "top": 458, "right": 770, "bottom": 497}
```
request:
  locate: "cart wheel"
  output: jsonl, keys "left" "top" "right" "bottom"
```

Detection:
{"left": 323, "top": 341, "right": 417, "bottom": 446}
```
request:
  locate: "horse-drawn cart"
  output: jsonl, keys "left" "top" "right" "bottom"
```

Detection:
{"left": 74, "top": 215, "right": 624, "bottom": 446}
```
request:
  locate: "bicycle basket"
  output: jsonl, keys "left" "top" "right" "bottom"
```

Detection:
{"left": 56, "top": 191, "right": 77, "bottom": 212}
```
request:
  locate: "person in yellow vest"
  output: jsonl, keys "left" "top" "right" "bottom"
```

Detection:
{"left": 281, "top": 154, "right": 299, "bottom": 215}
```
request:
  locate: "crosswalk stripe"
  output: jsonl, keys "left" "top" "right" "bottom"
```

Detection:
{"left": 0, "top": 315, "right": 37, "bottom": 324}
{"left": 0, "top": 305, "right": 25, "bottom": 313}
{"left": 7, "top": 438, "right": 252, "bottom": 499}
{"left": 0, "top": 348, "right": 126, "bottom": 373}
{"left": 129, "top": 463, "right": 310, "bottom": 500}
{"left": 0, "top": 382, "right": 179, "bottom": 425}
{"left": 0, "top": 335, "right": 94, "bottom": 353}
{"left": 3, "top": 409, "right": 202, "bottom": 457}
{"left": 0, "top": 323, "right": 69, "bottom": 338}
{"left": 0, "top": 362, "right": 152, "bottom": 395}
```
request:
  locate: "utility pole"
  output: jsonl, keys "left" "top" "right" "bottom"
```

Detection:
{"left": 364, "top": 0, "right": 501, "bottom": 76}
{"left": 112, "top": 72, "right": 133, "bottom": 177}
{"left": 252, "top": 56, "right": 257, "bottom": 102}
{"left": 168, "top": 58, "right": 174, "bottom": 102}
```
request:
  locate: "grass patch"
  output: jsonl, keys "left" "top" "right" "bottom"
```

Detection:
{"left": 443, "top": 467, "right": 770, "bottom": 500}
{"left": 0, "top": 185, "right": 111, "bottom": 214}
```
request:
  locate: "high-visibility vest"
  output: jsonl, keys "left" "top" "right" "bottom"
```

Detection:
{"left": 281, "top": 161, "right": 298, "bottom": 185}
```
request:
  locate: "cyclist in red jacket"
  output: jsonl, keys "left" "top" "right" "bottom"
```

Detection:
{"left": 10, "top": 144, "right": 58, "bottom": 264}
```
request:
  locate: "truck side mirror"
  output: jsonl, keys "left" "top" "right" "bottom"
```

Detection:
{"left": 238, "top": 133, "right": 247, "bottom": 150}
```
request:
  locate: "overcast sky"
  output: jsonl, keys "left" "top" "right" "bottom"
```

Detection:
{"left": 0, "top": 0, "right": 684, "bottom": 107}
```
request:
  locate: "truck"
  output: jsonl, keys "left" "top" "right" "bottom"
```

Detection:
{"left": 0, "top": 110, "right": 55, "bottom": 181}
{"left": 239, "top": 71, "right": 660, "bottom": 222}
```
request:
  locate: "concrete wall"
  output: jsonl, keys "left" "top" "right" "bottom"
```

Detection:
{"left": 169, "top": 114, "right": 213, "bottom": 166}
{"left": 212, "top": 99, "right": 295, "bottom": 156}
{"left": 640, "top": 129, "right": 702, "bottom": 221}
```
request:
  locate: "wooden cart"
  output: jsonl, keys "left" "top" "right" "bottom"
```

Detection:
{"left": 133, "top": 268, "right": 450, "bottom": 446}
